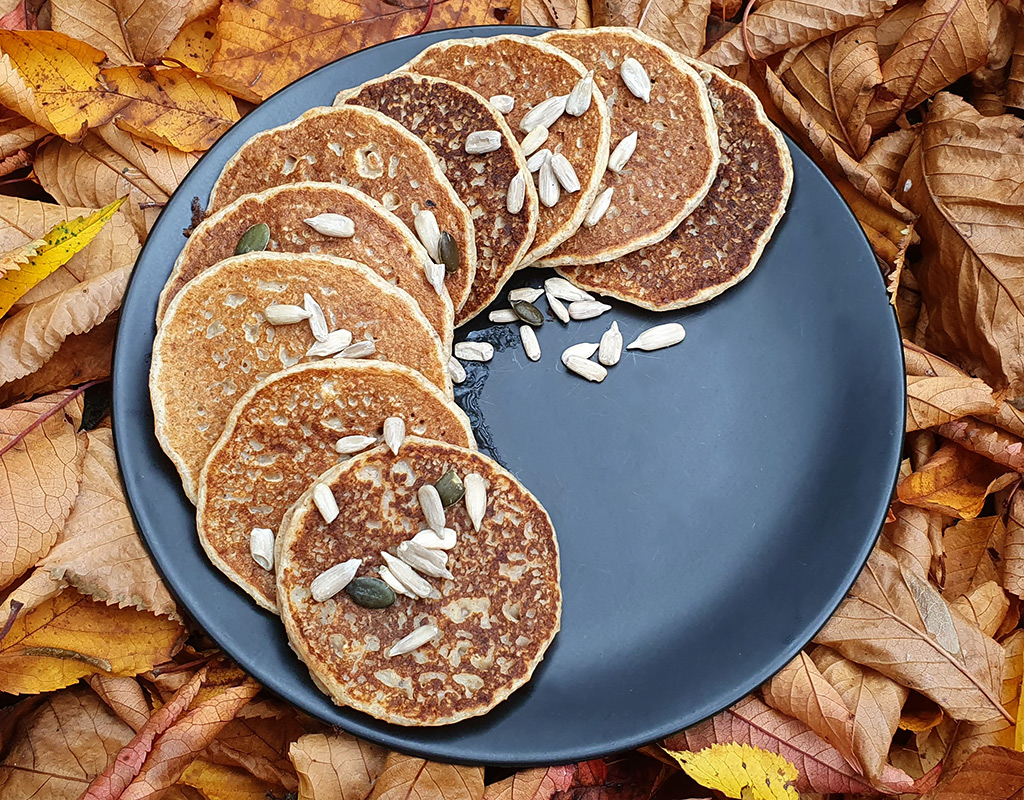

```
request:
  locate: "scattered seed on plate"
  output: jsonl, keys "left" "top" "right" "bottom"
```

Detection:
{"left": 561, "top": 341, "right": 599, "bottom": 366}
{"left": 599, "top": 321, "right": 623, "bottom": 366}
{"left": 509, "top": 287, "right": 544, "bottom": 303}
{"left": 447, "top": 356, "right": 467, "bottom": 384}
{"left": 383, "top": 417, "right": 405, "bottom": 455}
{"left": 527, "top": 148, "right": 551, "bottom": 172}
{"left": 512, "top": 299, "right": 544, "bottom": 327}
{"left": 520, "top": 125, "right": 549, "bottom": 157}
{"left": 335, "top": 434, "right": 376, "bottom": 454}
{"left": 489, "top": 308, "right": 518, "bottom": 324}
{"left": 303, "top": 293, "right": 329, "bottom": 341}
{"left": 546, "top": 291, "right": 570, "bottom": 323}
{"left": 464, "top": 472, "right": 487, "bottom": 531}
{"left": 305, "top": 329, "right": 353, "bottom": 357}
{"left": 438, "top": 231, "right": 459, "bottom": 274}
{"left": 506, "top": 170, "right": 526, "bottom": 214}
{"left": 312, "top": 483, "right": 339, "bottom": 523}
{"left": 310, "top": 558, "right": 361, "bottom": 601}
{"left": 608, "top": 131, "right": 638, "bottom": 173}
{"left": 539, "top": 156, "right": 560, "bottom": 208}
{"left": 424, "top": 261, "right": 446, "bottom": 296}
{"left": 568, "top": 300, "right": 612, "bottom": 320}
{"left": 379, "top": 565, "right": 416, "bottom": 598}
{"left": 489, "top": 94, "right": 514, "bottom": 113}
{"left": 264, "top": 304, "right": 310, "bottom": 325}
{"left": 381, "top": 552, "right": 438, "bottom": 599}
{"left": 413, "top": 209, "right": 441, "bottom": 260}
{"left": 345, "top": 576, "right": 396, "bottom": 608}
{"left": 519, "top": 324, "right": 541, "bottom": 361}
{"left": 454, "top": 341, "right": 494, "bottom": 362}
{"left": 544, "top": 277, "right": 593, "bottom": 303}
{"left": 418, "top": 484, "right": 446, "bottom": 533}
{"left": 412, "top": 527, "right": 457, "bottom": 550}
{"left": 621, "top": 57, "right": 651, "bottom": 102}
{"left": 249, "top": 527, "right": 274, "bottom": 571}
{"left": 565, "top": 355, "right": 608, "bottom": 382}
{"left": 434, "top": 469, "right": 466, "bottom": 507}
{"left": 565, "top": 70, "right": 594, "bottom": 116}
{"left": 520, "top": 94, "right": 567, "bottom": 133}
{"left": 386, "top": 623, "right": 439, "bottom": 658}
{"left": 338, "top": 339, "right": 375, "bottom": 359}
{"left": 466, "top": 130, "right": 502, "bottom": 154}
{"left": 550, "top": 153, "right": 580, "bottom": 193}
{"left": 584, "top": 187, "right": 614, "bottom": 228}
{"left": 304, "top": 213, "right": 354, "bottom": 238}
{"left": 235, "top": 223, "right": 270, "bottom": 255}
{"left": 627, "top": 322, "right": 686, "bottom": 351}
{"left": 397, "top": 541, "right": 454, "bottom": 579}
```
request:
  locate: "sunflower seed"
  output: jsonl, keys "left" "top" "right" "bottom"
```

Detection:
{"left": 448, "top": 356, "right": 466, "bottom": 384}
{"left": 569, "top": 300, "right": 612, "bottom": 320}
{"left": 263, "top": 304, "right": 311, "bottom": 325}
{"left": 438, "top": 231, "right": 459, "bottom": 274}
{"left": 304, "top": 213, "right": 355, "bottom": 238}
{"left": 489, "top": 94, "right": 515, "bottom": 113}
{"left": 424, "top": 261, "right": 446, "bottom": 296}
{"left": 335, "top": 434, "right": 376, "bottom": 454}
{"left": 599, "top": 321, "right": 623, "bottom": 366}
{"left": 381, "top": 552, "right": 439, "bottom": 599}
{"left": 608, "top": 131, "right": 638, "bottom": 173}
{"left": 414, "top": 209, "right": 441, "bottom": 260}
{"left": 506, "top": 170, "right": 526, "bottom": 214}
{"left": 520, "top": 94, "right": 567, "bottom": 133}
{"left": 538, "top": 156, "right": 560, "bottom": 208}
{"left": 512, "top": 299, "right": 544, "bottom": 327}
{"left": 489, "top": 308, "right": 518, "bottom": 323}
{"left": 520, "top": 125, "right": 549, "bottom": 157}
{"left": 235, "top": 223, "right": 270, "bottom": 255}
{"left": 397, "top": 541, "right": 454, "bottom": 579}
{"left": 345, "top": 576, "right": 396, "bottom": 608}
{"left": 565, "top": 70, "right": 594, "bottom": 116}
{"left": 383, "top": 417, "right": 405, "bottom": 455}
{"left": 378, "top": 565, "right": 416, "bottom": 598}
{"left": 546, "top": 291, "right": 570, "bottom": 323}
{"left": 310, "top": 558, "right": 361, "bottom": 601}
{"left": 434, "top": 469, "right": 465, "bottom": 507}
{"left": 418, "top": 484, "right": 446, "bottom": 533}
{"left": 627, "top": 322, "right": 686, "bottom": 351}
{"left": 303, "top": 293, "right": 329, "bottom": 341}
{"left": 463, "top": 472, "right": 487, "bottom": 531}
{"left": 305, "top": 329, "right": 353, "bottom": 357}
{"left": 561, "top": 341, "right": 599, "bottom": 366}
{"left": 544, "top": 277, "right": 593, "bottom": 303}
{"left": 583, "top": 187, "right": 613, "bottom": 228}
{"left": 565, "top": 355, "right": 608, "bottom": 382}
{"left": 526, "top": 148, "right": 551, "bottom": 172}
{"left": 386, "top": 623, "right": 439, "bottom": 658}
{"left": 466, "top": 130, "right": 502, "bottom": 154}
{"left": 338, "top": 339, "right": 376, "bottom": 359}
{"left": 454, "top": 341, "right": 494, "bottom": 362}
{"left": 519, "top": 324, "right": 541, "bottom": 361}
{"left": 312, "top": 483, "right": 339, "bottom": 523}
{"left": 249, "top": 527, "right": 274, "bottom": 571}
{"left": 509, "top": 287, "right": 544, "bottom": 303}
{"left": 621, "top": 57, "right": 651, "bottom": 102}
{"left": 550, "top": 153, "right": 580, "bottom": 193}
{"left": 412, "top": 527, "right": 457, "bottom": 550}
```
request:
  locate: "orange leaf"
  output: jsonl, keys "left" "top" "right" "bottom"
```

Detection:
{"left": 897, "top": 442, "right": 1016, "bottom": 519}
{"left": 950, "top": 581, "right": 1010, "bottom": 638}
{"left": 906, "top": 375, "right": 999, "bottom": 431}
{"left": 289, "top": 731, "right": 389, "bottom": 800}
{"left": 369, "top": 753, "right": 484, "bottom": 800}
{"left": 87, "top": 674, "right": 153, "bottom": 732}
{"left": 179, "top": 758, "right": 281, "bottom": 800}
{"left": 482, "top": 766, "right": 576, "bottom": 800}
{"left": 937, "top": 417, "right": 1024, "bottom": 473}
{"left": 164, "top": 13, "right": 220, "bottom": 74}
{"left": 942, "top": 516, "right": 1007, "bottom": 600}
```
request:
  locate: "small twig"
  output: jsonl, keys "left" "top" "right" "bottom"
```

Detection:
{"left": 138, "top": 201, "right": 166, "bottom": 210}
{"left": 740, "top": 0, "right": 756, "bottom": 62}
{"left": 0, "top": 601, "right": 24, "bottom": 646}
{"left": 0, "top": 379, "right": 106, "bottom": 460}
{"left": 148, "top": 651, "right": 220, "bottom": 676}
{"left": 412, "top": 0, "right": 436, "bottom": 35}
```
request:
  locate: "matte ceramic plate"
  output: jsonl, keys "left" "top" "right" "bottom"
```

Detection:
{"left": 112, "top": 25, "right": 905, "bottom": 767}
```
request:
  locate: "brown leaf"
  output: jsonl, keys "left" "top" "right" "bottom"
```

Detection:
{"left": 1002, "top": 490, "right": 1024, "bottom": 599}
{"left": 591, "top": 0, "right": 642, "bottom": 26}
{"left": 88, "top": 674, "right": 152, "bottom": 732}
{"left": 897, "top": 93, "right": 1024, "bottom": 399}
{"left": 369, "top": 753, "right": 484, "bottom": 800}
{"left": 937, "top": 417, "right": 1024, "bottom": 473}
{"left": 942, "top": 515, "right": 1007, "bottom": 600}
{"left": 204, "top": 701, "right": 312, "bottom": 789}
{"left": 520, "top": 0, "right": 591, "bottom": 28}
{"left": 1008, "top": 17, "right": 1024, "bottom": 110}
{"left": 0, "top": 389, "right": 84, "bottom": 590}
{"left": 0, "top": 111, "right": 46, "bottom": 160}
{"left": 179, "top": 758, "right": 282, "bottom": 800}
{"left": 906, "top": 375, "right": 999, "bottom": 431}
{"left": 880, "top": 501, "right": 939, "bottom": 578}
{"left": 482, "top": 766, "right": 576, "bottom": 800}
{"left": 949, "top": 580, "right": 1010, "bottom": 637}
{"left": 163, "top": 13, "right": 220, "bottom": 74}
{"left": 0, "top": 686, "right": 134, "bottom": 798}
{"left": 897, "top": 442, "right": 1016, "bottom": 519}
{"left": 928, "top": 745, "right": 1024, "bottom": 798}
{"left": 813, "top": 548, "right": 1009, "bottom": 723}
{"left": 905, "top": 339, "right": 971, "bottom": 378}
{"left": 206, "top": 0, "right": 512, "bottom": 103}
{"left": 289, "top": 731, "right": 389, "bottom": 800}
{"left": 702, "top": 0, "right": 898, "bottom": 68}
{"left": 637, "top": 0, "right": 711, "bottom": 58}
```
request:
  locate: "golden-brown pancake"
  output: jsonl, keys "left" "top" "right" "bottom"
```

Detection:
{"left": 277, "top": 437, "right": 561, "bottom": 725}
{"left": 208, "top": 105, "right": 477, "bottom": 312}
{"left": 538, "top": 28, "right": 720, "bottom": 267}
{"left": 198, "top": 361, "right": 475, "bottom": 611}
{"left": 151, "top": 252, "right": 450, "bottom": 502}
{"left": 157, "top": 183, "right": 454, "bottom": 352}
{"left": 557, "top": 60, "right": 793, "bottom": 309}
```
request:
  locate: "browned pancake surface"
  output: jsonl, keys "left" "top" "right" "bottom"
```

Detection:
{"left": 198, "top": 361, "right": 475, "bottom": 611}
{"left": 558, "top": 62, "right": 792, "bottom": 309}
{"left": 158, "top": 183, "right": 453, "bottom": 351}
{"left": 407, "top": 35, "right": 610, "bottom": 264}
{"left": 277, "top": 438, "right": 561, "bottom": 725}
{"left": 540, "top": 28, "right": 719, "bottom": 267}
{"left": 338, "top": 74, "right": 537, "bottom": 326}
{"left": 208, "top": 106, "right": 476, "bottom": 312}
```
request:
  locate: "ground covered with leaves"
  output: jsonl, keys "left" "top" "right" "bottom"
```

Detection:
{"left": 0, "top": 0, "right": 1022, "bottom": 797}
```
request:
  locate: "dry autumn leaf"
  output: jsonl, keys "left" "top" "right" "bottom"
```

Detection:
{"left": 928, "top": 745, "right": 1024, "bottom": 798}
{"left": 942, "top": 515, "right": 1006, "bottom": 600}
{"left": 164, "top": 14, "right": 220, "bottom": 74}
{"left": 521, "top": 0, "right": 591, "bottom": 28}
{"left": 482, "top": 765, "right": 576, "bottom": 800}
{"left": 289, "top": 731, "right": 389, "bottom": 800}
{"left": 1002, "top": 491, "right": 1024, "bottom": 600}
{"left": 637, "top": 0, "right": 710, "bottom": 57}
{"left": 906, "top": 375, "right": 999, "bottom": 432}
{"left": 87, "top": 674, "right": 152, "bottom": 732}
{"left": 879, "top": 501, "right": 938, "bottom": 579}
{"left": 179, "top": 758, "right": 282, "bottom": 800}
{"left": 369, "top": 753, "right": 485, "bottom": 800}
{"left": 664, "top": 743, "right": 798, "bottom": 800}
{"left": 950, "top": 580, "right": 1011, "bottom": 638}
{"left": 897, "top": 442, "right": 1015, "bottom": 519}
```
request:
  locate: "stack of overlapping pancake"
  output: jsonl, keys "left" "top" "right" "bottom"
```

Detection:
{"left": 150, "top": 25, "right": 792, "bottom": 726}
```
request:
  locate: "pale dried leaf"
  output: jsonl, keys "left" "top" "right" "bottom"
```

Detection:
{"left": 0, "top": 112, "right": 45, "bottom": 159}
{"left": 859, "top": 128, "right": 919, "bottom": 195}
{"left": 872, "top": 0, "right": 923, "bottom": 59}
{"left": 87, "top": 675, "right": 152, "bottom": 732}
{"left": 592, "top": 0, "right": 642, "bottom": 25}
{"left": 950, "top": 580, "right": 1010, "bottom": 637}
{"left": 97, "top": 124, "right": 199, "bottom": 197}
{"left": 1003, "top": 490, "right": 1024, "bottom": 599}
{"left": 638, "top": 0, "right": 711, "bottom": 58}
{"left": 906, "top": 374, "right": 999, "bottom": 431}
{"left": 0, "top": 564, "right": 64, "bottom": 618}
{"left": 289, "top": 731, "right": 389, "bottom": 800}
{"left": 943, "top": 515, "right": 1006, "bottom": 600}
{"left": 520, "top": 0, "right": 590, "bottom": 28}
{"left": 482, "top": 766, "right": 575, "bottom": 800}
{"left": 939, "top": 417, "right": 1024, "bottom": 473}
{"left": 928, "top": 745, "right": 1024, "bottom": 798}
{"left": 880, "top": 501, "right": 939, "bottom": 578}
{"left": 369, "top": 753, "right": 484, "bottom": 800}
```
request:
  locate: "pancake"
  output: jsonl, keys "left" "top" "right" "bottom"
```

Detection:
{"left": 406, "top": 35, "right": 611, "bottom": 264}
{"left": 336, "top": 74, "right": 538, "bottom": 326}
{"left": 276, "top": 437, "right": 561, "bottom": 725}
{"left": 538, "top": 28, "right": 720, "bottom": 268}
{"left": 557, "top": 60, "right": 793, "bottom": 310}
{"left": 198, "top": 361, "right": 476, "bottom": 611}
{"left": 151, "top": 252, "right": 450, "bottom": 502}
{"left": 157, "top": 183, "right": 454, "bottom": 352}
{"left": 208, "top": 105, "right": 477, "bottom": 313}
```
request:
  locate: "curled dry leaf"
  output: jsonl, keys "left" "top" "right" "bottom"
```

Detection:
{"left": 0, "top": 111, "right": 46, "bottom": 160}
{"left": 1002, "top": 491, "right": 1024, "bottom": 600}
{"left": 942, "top": 515, "right": 1006, "bottom": 600}
{"left": 87, "top": 674, "right": 152, "bottom": 732}
{"left": 928, "top": 745, "right": 1024, "bottom": 798}
{"left": 906, "top": 374, "right": 999, "bottom": 431}
{"left": 369, "top": 752, "right": 485, "bottom": 800}
{"left": 950, "top": 581, "right": 1010, "bottom": 638}
{"left": 591, "top": 0, "right": 642, "bottom": 26}
{"left": 520, "top": 0, "right": 591, "bottom": 29}
{"left": 289, "top": 731, "right": 389, "bottom": 800}
{"left": 664, "top": 743, "right": 798, "bottom": 799}
{"left": 897, "top": 442, "right": 1016, "bottom": 519}
{"left": 937, "top": 417, "right": 1024, "bottom": 473}
{"left": 204, "top": 702, "right": 314, "bottom": 789}
{"left": 1008, "top": 21, "right": 1024, "bottom": 110}
{"left": 637, "top": 0, "right": 711, "bottom": 58}
{"left": 880, "top": 501, "right": 939, "bottom": 579}
{"left": 482, "top": 765, "right": 575, "bottom": 800}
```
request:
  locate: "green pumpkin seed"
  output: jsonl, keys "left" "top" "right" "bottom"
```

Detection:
{"left": 438, "top": 231, "right": 459, "bottom": 274}
{"left": 235, "top": 223, "right": 270, "bottom": 255}
{"left": 512, "top": 299, "right": 544, "bottom": 327}
{"left": 345, "top": 577, "right": 396, "bottom": 608}
{"left": 434, "top": 469, "right": 465, "bottom": 507}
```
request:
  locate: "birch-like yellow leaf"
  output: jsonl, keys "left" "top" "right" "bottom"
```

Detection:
{"left": 0, "top": 196, "right": 126, "bottom": 317}
{"left": 663, "top": 743, "right": 799, "bottom": 800}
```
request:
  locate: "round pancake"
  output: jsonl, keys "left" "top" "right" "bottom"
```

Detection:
{"left": 198, "top": 361, "right": 476, "bottom": 611}
{"left": 208, "top": 105, "right": 477, "bottom": 313}
{"left": 151, "top": 252, "right": 451, "bottom": 502}
{"left": 556, "top": 60, "right": 793, "bottom": 310}
{"left": 406, "top": 35, "right": 611, "bottom": 265}
{"left": 277, "top": 437, "right": 561, "bottom": 726}
{"left": 336, "top": 74, "right": 539, "bottom": 327}
{"left": 538, "top": 28, "right": 720, "bottom": 268}
{"left": 157, "top": 183, "right": 454, "bottom": 352}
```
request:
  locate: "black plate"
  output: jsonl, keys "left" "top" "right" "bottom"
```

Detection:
{"left": 112, "top": 25, "right": 905, "bottom": 766}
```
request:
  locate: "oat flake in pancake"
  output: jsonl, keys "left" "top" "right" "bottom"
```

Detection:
{"left": 337, "top": 74, "right": 538, "bottom": 326}
{"left": 406, "top": 35, "right": 611, "bottom": 265}
{"left": 208, "top": 105, "right": 477, "bottom": 312}
{"left": 276, "top": 437, "right": 561, "bottom": 726}
{"left": 538, "top": 27, "right": 720, "bottom": 268}
{"left": 557, "top": 60, "right": 793, "bottom": 310}
{"left": 198, "top": 361, "right": 475, "bottom": 612}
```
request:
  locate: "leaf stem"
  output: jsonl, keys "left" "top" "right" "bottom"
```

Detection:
{"left": 0, "top": 600, "right": 23, "bottom": 645}
{"left": 0, "top": 379, "right": 106, "bottom": 459}
{"left": 740, "top": 0, "right": 756, "bottom": 62}
{"left": 412, "top": 0, "right": 436, "bottom": 35}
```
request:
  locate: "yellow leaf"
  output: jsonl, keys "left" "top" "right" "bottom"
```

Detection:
{"left": 0, "top": 197, "right": 126, "bottom": 317}
{"left": 663, "top": 743, "right": 799, "bottom": 800}
{"left": 180, "top": 759, "right": 281, "bottom": 800}
{"left": 164, "top": 13, "right": 220, "bottom": 74}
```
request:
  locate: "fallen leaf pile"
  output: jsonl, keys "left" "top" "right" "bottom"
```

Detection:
{"left": 0, "top": 0, "right": 1022, "bottom": 795}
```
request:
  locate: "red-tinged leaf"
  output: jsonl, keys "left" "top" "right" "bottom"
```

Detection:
{"left": 483, "top": 766, "right": 576, "bottom": 800}
{"left": 87, "top": 674, "right": 152, "bottom": 732}
{"left": 938, "top": 418, "right": 1024, "bottom": 473}
{"left": 369, "top": 753, "right": 484, "bottom": 800}
{"left": 928, "top": 745, "right": 1024, "bottom": 798}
